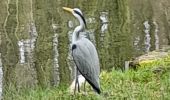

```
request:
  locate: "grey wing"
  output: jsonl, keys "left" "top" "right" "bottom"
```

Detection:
{"left": 72, "top": 38, "right": 100, "bottom": 92}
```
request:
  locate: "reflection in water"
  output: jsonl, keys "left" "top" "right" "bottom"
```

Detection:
{"left": 13, "top": 23, "right": 38, "bottom": 89}
{"left": 153, "top": 21, "right": 159, "bottom": 50}
{"left": 52, "top": 33, "right": 60, "bottom": 86}
{"left": 134, "top": 21, "right": 160, "bottom": 53}
{"left": 0, "top": 54, "right": 2, "bottom": 100}
{"left": 100, "top": 12, "right": 108, "bottom": 33}
{"left": 143, "top": 21, "right": 151, "bottom": 53}
{"left": 134, "top": 36, "right": 140, "bottom": 51}
{"left": 67, "top": 29, "right": 75, "bottom": 81}
{"left": 99, "top": 12, "right": 108, "bottom": 47}
{"left": 100, "top": 12, "right": 108, "bottom": 23}
{"left": 1, "top": 0, "right": 170, "bottom": 94}
{"left": 18, "top": 40, "right": 25, "bottom": 64}
{"left": 18, "top": 23, "right": 38, "bottom": 64}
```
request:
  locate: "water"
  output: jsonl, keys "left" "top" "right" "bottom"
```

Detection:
{"left": 1, "top": 0, "right": 170, "bottom": 91}
{"left": 16, "top": 1, "right": 167, "bottom": 82}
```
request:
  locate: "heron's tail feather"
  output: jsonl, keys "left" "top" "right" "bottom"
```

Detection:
{"left": 86, "top": 78, "right": 101, "bottom": 94}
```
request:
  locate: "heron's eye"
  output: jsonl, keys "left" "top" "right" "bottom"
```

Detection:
{"left": 73, "top": 10, "right": 82, "bottom": 16}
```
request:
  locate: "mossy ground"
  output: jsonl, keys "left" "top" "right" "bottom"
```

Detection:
{"left": 3, "top": 55, "right": 170, "bottom": 100}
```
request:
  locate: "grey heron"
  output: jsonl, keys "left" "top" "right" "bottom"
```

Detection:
{"left": 63, "top": 7, "right": 101, "bottom": 94}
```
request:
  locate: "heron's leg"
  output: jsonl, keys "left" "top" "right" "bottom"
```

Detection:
{"left": 74, "top": 68, "right": 80, "bottom": 94}
{"left": 84, "top": 80, "right": 86, "bottom": 92}
{"left": 74, "top": 77, "right": 77, "bottom": 94}
{"left": 74, "top": 68, "right": 78, "bottom": 94}
{"left": 77, "top": 69, "right": 80, "bottom": 92}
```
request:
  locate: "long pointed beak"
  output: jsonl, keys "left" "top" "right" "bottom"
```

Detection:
{"left": 63, "top": 7, "right": 73, "bottom": 13}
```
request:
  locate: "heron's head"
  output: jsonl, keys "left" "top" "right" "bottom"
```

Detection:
{"left": 63, "top": 7, "right": 87, "bottom": 28}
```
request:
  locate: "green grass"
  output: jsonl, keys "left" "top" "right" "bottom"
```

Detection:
{"left": 4, "top": 56, "right": 170, "bottom": 100}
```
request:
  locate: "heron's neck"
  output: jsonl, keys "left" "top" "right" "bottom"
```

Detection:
{"left": 72, "top": 17, "right": 85, "bottom": 43}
